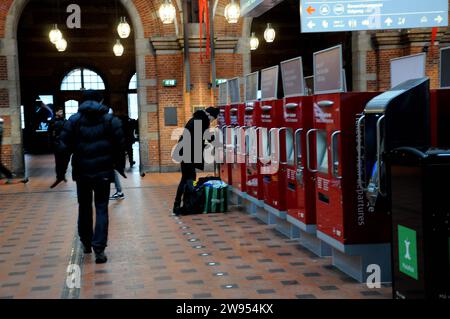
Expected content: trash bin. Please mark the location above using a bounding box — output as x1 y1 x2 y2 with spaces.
387 147 450 299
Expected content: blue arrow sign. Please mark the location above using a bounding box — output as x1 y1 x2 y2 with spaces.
301 0 448 33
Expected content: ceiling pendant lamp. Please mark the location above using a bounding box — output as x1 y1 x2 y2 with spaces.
55 37 67 52
264 23 275 43
159 0 176 24
224 0 240 24
49 24 63 44
250 32 259 51
117 17 131 38
113 39 124 56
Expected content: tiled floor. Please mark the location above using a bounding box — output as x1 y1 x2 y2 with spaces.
0 154 392 299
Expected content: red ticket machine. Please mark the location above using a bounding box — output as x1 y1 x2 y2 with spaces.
242 72 263 206
431 89 450 148
255 66 287 221
307 93 379 247
259 99 287 215
227 77 246 198
283 96 316 230
243 102 262 199
230 104 246 193
217 82 232 185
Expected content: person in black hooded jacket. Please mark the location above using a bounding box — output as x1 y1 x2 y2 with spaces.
56 90 125 264
173 107 219 214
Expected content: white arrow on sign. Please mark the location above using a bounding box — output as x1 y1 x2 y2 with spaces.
435 15 443 24
385 17 393 26
307 20 316 29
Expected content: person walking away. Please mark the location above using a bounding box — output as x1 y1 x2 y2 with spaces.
56 90 126 264
119 114 136 168
48 109 67 181
110 170 125 200
0 117 13 183
172 107 219 214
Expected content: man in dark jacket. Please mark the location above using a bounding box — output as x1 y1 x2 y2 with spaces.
56 90 126 264
173 107 220 214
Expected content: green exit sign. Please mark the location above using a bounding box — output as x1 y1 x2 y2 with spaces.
216 79 227 86
163 79 177 87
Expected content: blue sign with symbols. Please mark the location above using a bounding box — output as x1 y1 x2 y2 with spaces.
301 0 448 33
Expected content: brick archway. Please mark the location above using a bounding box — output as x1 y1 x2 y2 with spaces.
0 0 183 175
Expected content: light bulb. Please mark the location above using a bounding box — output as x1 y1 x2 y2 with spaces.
113 39 124 56
117 17 131 39
224 0 240 24
250 32 259 51
159 0 176 24
264 23 275 43
49 24 63 44
55 37 67 52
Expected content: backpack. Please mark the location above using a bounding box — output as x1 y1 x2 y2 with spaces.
178 179 206 215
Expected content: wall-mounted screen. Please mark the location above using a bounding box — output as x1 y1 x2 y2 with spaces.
313 45 343 94
390 53 426 88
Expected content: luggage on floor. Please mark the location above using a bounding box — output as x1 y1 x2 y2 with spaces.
179 179 205 215
203 180 228 214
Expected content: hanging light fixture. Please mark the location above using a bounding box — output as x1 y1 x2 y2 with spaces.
49 24 63 44
159 0 176 24
117 17 131 38
224 0 240 24
250 32 259 50
55 37 67 52
264 23 276 43
113 39 124 56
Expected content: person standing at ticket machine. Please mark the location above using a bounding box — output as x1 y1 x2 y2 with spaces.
173 107 220 215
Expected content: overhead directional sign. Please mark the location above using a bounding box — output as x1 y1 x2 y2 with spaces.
301 0 448 33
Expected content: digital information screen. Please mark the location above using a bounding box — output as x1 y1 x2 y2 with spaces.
228 78 241 104
313 45 343 94
390 53 426 88
245 72 259 102
440 47 450 88
261 66 279 101
301 0 448 33
281 57 305 97
218 82 228 106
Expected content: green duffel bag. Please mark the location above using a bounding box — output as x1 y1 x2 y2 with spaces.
203 180 228 213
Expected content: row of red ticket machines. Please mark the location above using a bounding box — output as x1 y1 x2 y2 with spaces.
215 72 450 283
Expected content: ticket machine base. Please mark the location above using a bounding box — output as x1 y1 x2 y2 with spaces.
242 193 263 216
318 231 392 283
287 216 331 257
262 204 298 239
228 186 244 206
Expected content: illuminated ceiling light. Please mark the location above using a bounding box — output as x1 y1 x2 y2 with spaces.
117 16 131 38
159 0 176 24
250 32 259 51
55 37 67 52
264 23 276 43
49 24 63 44
113 39 124 56
224 0 240 24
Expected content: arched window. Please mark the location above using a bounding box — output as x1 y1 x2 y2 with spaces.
61 68 105 91
128 73 138 119
128 73 137 90
65 100 79 120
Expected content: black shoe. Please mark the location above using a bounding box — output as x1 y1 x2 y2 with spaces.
130 161 136 167
81 243 92 254
95 251 108 264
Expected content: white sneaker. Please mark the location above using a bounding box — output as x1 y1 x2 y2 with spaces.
110 192 125 200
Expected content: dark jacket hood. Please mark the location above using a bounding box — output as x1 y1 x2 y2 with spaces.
78 100 108 115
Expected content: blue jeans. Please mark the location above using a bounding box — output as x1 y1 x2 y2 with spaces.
76 177 111 252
